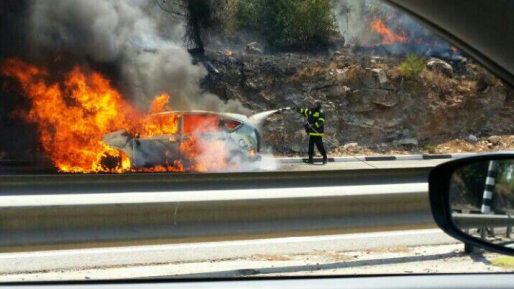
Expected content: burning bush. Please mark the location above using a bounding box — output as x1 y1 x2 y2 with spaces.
234 0 337 51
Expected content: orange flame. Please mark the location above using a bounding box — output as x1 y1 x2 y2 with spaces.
225 49 233 56
142 93 179 137
149 93 171 114
370 15 408 45
1 58 233 173
1 58 140 173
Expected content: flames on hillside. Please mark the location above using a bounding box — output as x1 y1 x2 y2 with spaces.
369 14 459 54
0 58 231 173
370 15 408 45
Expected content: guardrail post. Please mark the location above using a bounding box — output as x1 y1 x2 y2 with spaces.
462 209 478 254
464 243 479 254
480 227 487 239
507 214 512 238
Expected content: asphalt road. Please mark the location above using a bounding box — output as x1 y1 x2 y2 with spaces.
5 227 514 282
3 229 509 281
0 229 457 276
275 159 448 171
0 157 450 174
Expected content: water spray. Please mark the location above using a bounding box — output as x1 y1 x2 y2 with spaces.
249 107 292 128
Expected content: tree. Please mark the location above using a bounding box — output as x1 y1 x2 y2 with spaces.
235 0 338 51
156 0 217 54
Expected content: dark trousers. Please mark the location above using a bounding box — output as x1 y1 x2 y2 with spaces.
308 135 327 159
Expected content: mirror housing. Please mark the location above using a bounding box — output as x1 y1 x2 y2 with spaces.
429 153 514 256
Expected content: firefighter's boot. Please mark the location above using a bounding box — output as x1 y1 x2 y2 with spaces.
304 157 314 164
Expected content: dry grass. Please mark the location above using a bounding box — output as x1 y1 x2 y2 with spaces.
315 251 355 262
251 254 293 261
421 70 453 93
366 246 413 254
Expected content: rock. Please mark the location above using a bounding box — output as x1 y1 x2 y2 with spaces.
362 68 390 89
398 138 419 146
246 42 263 54
343 142 360 153
488 135 501 145
349 89 399 112
291 144 302 152
427 58 453 77
245 80 258 90
328 85 351 98
508 135 514 144
329 138 340 148
383 117 403 128
371 68 389 87
343 114 375 128
368 92 398 107
335 68 348 75
466 134 478 144
371 56 384 63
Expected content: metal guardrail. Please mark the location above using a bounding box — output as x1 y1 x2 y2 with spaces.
0 168 433 253
453 212 514 250
0 167 431 195
453 212 514 230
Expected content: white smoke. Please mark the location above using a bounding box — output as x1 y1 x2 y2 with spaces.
333 0 378 46
27 0 250 114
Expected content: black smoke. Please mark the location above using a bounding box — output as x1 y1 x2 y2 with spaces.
0 0 250 161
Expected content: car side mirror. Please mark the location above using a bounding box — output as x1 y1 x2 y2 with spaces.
429 153 514 255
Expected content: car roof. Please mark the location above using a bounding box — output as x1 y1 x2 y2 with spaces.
152 110 250 122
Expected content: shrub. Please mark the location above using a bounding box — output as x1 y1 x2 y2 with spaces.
400 54 425 79
423 144 436 154
234 0 338 51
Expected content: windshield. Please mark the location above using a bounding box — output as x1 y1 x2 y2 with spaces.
0 0 513 282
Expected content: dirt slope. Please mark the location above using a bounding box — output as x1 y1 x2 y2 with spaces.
206 48 514 156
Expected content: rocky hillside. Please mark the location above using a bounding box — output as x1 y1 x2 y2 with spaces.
205 48 514 156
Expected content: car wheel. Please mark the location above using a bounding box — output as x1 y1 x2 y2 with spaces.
100 152 123 171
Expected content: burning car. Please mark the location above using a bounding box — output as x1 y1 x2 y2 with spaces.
102 111 261 170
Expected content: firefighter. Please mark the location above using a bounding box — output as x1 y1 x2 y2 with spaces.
295 100 328 164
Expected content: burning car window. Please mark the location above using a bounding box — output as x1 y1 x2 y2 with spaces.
182 113 221 134
223 119 243 131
